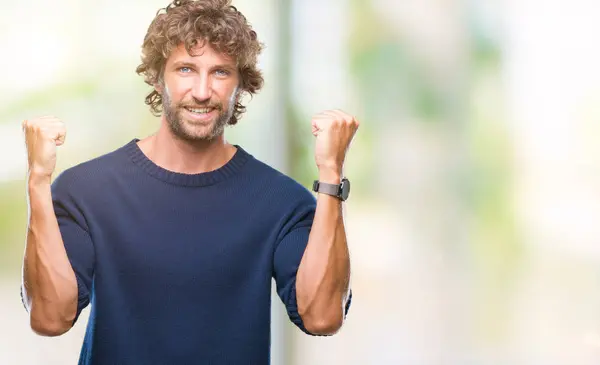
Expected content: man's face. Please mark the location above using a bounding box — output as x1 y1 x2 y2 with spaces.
158 42 240 142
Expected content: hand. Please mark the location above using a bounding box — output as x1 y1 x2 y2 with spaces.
311 109 359 180
22 116 67 181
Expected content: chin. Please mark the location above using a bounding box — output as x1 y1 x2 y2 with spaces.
182 131 215 142
184 126 222 142
168 113 226 142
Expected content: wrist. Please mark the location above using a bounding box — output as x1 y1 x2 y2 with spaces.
317 165 343 184
318 171 341 184
28 171 52 188
312 176 351 201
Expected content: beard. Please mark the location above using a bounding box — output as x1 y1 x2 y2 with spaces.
162 87 238 142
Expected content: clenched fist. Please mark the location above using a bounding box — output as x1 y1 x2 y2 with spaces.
22 116 66 180
311 109 359 179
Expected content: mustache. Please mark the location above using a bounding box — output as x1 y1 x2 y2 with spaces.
179 102 222 110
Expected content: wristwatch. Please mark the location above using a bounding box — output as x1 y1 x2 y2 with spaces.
312 178 351 201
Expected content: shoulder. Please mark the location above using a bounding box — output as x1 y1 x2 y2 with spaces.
51 140 132 197
242 156 316 238
243 151 316 207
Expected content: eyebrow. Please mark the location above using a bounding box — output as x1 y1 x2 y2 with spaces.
172 61 197 69
172 61 236 71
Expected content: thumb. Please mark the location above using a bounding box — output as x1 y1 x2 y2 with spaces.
311 116 332 136
50 128 67 146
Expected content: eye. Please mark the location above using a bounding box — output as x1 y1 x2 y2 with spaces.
215 69 230 77
178 67 192 73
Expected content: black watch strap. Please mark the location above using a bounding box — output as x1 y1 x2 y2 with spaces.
312 178 350 201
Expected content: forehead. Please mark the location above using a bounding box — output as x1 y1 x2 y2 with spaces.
166 41 236 67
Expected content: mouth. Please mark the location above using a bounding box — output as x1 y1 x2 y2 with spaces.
183 106 217 115
182 106 219 122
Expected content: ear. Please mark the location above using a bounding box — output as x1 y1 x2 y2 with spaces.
154 81 163 95
234 87 243 102
154 72 166 95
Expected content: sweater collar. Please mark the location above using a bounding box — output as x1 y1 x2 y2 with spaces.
124 138 250 187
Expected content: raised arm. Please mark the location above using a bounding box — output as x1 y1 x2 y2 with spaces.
21 116 78 336
295 109 358 335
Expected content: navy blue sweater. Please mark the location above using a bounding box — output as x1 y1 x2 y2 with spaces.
43 139 351 364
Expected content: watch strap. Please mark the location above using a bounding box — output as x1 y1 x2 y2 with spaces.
312 180 340 198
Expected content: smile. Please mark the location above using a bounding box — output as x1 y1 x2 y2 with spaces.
182 106 217 122
184 107 214 114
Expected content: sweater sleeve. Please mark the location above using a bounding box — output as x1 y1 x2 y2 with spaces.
51 172 96 325
272 195 352 336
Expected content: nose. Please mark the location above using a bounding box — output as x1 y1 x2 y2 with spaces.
191 73 212 103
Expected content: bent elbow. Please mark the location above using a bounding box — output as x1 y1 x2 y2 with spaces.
303 314 344 336
29 308 74 337
30 317 72 337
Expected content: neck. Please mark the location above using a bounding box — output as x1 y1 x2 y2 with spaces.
137 121 236 175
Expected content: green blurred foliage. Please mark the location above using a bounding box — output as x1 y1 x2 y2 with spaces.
0 181 27 273
465 10 523 344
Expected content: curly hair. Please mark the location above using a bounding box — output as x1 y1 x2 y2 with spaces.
135 0 264 125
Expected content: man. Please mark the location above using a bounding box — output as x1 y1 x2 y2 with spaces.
20 0 357 363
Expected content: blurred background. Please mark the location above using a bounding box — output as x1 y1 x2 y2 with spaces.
1 0 600 364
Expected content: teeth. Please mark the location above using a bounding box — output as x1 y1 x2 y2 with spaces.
186 107 212 114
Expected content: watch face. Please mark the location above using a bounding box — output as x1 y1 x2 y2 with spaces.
340 178 350 200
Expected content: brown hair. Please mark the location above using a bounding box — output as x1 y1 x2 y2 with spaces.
135 0 264 125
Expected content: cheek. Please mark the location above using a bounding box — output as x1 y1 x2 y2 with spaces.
216 82 239 103
228 87 240 105
164 76 193 100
